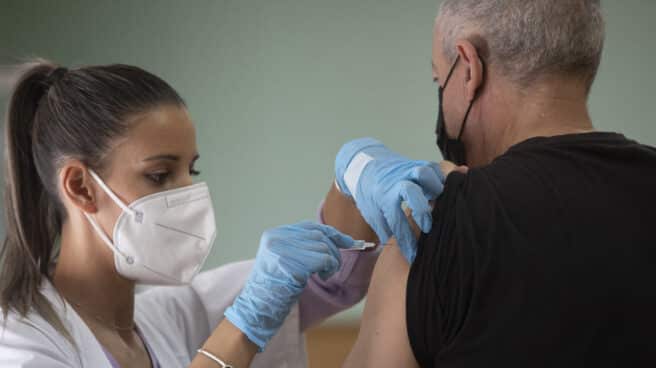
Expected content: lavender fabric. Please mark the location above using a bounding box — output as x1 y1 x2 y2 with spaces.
298 201 380 330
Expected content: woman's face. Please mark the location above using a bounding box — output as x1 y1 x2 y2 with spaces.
92 104 200 241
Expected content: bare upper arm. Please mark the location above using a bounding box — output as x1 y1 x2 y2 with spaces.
322 182 378 242
342 240 419 368
326 164 462 367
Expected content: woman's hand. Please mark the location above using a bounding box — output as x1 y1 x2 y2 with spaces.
224 222 357 351
334 138 445 263
403 161 468 240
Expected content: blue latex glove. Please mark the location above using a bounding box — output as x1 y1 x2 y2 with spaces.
224 221 357 350
335 138 445 263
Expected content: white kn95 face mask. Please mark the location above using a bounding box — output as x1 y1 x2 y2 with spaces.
83 170 217 285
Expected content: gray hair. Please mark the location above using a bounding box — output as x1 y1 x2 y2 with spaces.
436 0 605 89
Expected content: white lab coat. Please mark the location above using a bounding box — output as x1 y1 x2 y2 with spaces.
0 260 307 367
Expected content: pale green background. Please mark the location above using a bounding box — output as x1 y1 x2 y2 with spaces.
1 0 655 324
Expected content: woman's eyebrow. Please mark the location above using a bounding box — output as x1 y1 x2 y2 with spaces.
143 153 200 162
143 154 179 162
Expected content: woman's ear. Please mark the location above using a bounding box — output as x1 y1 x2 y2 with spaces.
59 161 98 214
456 40 484 102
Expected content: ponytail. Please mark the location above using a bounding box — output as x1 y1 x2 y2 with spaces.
1 61 71 342
1 59 184 344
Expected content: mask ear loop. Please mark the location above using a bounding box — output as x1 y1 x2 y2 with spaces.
457 100 475 140
88 170 143 222
439 55 461 140
456 56 486 140
443 55 460 88
84 170 138 264
83 212 131 261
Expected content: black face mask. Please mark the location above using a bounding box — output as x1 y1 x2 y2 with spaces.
435 56 478 166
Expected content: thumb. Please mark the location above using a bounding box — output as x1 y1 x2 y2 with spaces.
399 181 433 233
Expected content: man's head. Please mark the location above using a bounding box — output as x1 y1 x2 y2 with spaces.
432 0 605 167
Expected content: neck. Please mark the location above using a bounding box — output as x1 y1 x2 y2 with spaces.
53 216 136 333
479 78 595 164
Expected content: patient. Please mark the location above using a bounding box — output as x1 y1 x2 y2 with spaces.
328 1 656 367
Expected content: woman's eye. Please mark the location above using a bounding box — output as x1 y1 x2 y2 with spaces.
146 172 169 184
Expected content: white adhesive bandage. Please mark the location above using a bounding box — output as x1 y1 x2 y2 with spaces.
343 152 374 200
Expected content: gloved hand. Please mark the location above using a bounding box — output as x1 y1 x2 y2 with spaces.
335 138 445 263
224 221 357 351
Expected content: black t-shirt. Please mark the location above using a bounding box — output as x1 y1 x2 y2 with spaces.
406 132 656 367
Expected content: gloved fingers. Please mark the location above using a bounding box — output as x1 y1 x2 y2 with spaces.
290 220 329 231
397 239 417 264
398 181 433 233
390 213 417 262
384 186 417 259
294 238 342 279
258 223 341 265
308 223 358 250
288 221 332 239
365 206 392 245
381 201 417 258
316 252 341 280
288 222 358 251
352 190 391 245
409 162 445 199
289 228 343 266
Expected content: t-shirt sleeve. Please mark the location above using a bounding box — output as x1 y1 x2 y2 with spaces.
405 166 515 367
405 156 561 367
405 171 476 367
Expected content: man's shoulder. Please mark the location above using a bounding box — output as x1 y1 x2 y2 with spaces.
434 152 561 243
443 152 549 209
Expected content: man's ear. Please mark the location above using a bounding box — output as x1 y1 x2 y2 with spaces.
59 161 98 215
455 39 485 102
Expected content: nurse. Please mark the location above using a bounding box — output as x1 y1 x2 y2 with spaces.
0 62 443 367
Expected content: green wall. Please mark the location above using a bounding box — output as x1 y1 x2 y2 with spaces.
2 0 655 324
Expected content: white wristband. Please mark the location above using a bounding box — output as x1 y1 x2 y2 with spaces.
197 349 234 368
